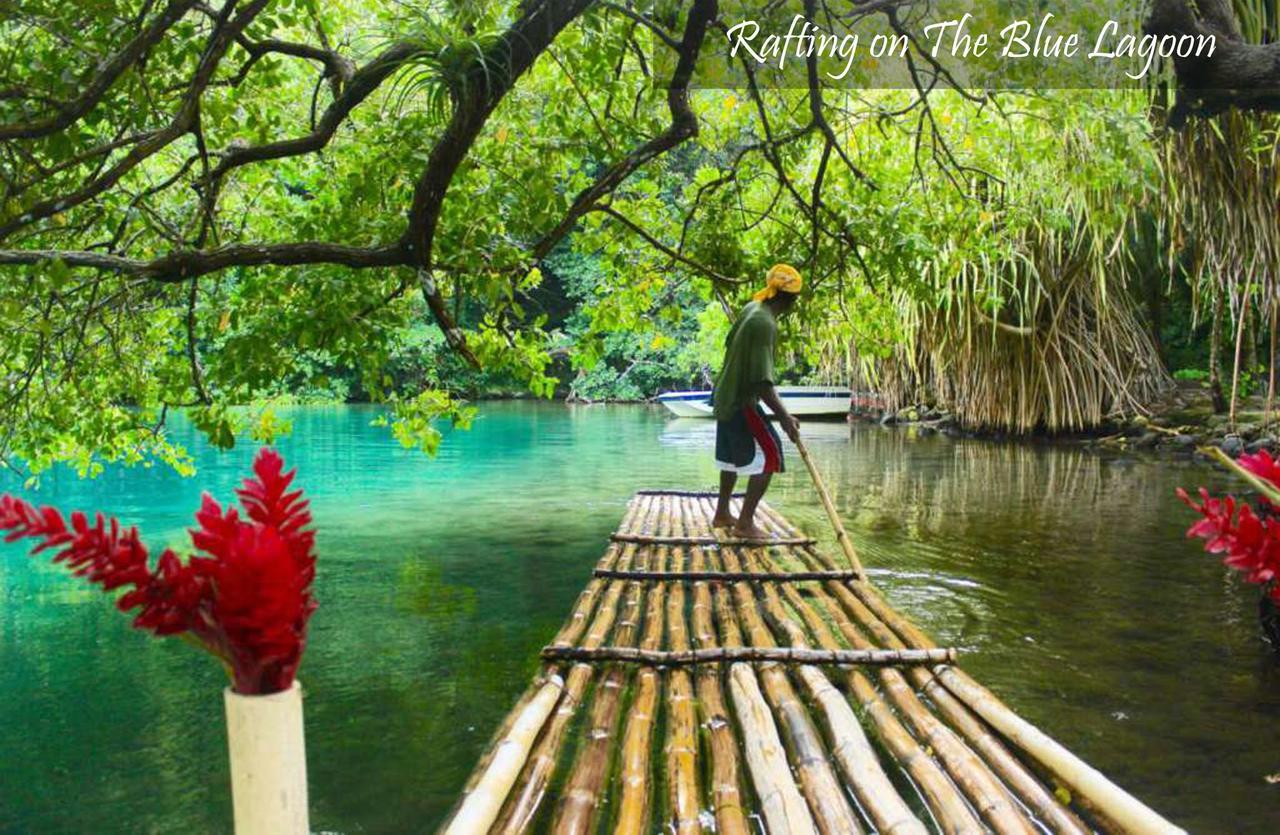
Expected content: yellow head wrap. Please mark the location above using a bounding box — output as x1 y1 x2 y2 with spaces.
752 263 804 302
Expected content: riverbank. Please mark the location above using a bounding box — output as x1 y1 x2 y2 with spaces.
859 381 1279 459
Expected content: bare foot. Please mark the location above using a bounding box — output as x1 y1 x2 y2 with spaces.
731 522 770 540
712 513 737 529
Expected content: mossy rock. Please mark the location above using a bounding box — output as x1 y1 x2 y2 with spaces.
1220 435 1246 456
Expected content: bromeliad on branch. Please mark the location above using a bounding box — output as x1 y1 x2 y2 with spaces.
0 448 316 694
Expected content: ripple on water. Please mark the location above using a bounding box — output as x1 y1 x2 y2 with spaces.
1 403 1278 832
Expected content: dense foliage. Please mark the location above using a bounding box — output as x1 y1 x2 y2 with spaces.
0 1 1276 475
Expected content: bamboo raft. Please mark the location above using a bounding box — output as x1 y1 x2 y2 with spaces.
440 491 1185 834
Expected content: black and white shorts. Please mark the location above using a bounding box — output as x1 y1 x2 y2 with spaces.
715 403 785 476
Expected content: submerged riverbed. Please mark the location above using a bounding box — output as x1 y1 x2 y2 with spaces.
1 402 1277 832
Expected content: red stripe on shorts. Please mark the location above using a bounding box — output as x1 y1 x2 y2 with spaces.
743 406 781 473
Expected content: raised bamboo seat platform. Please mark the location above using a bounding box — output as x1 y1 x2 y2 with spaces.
441 490 1184 835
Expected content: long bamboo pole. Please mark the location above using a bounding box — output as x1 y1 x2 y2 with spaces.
491 499 657 833
442 497 651 835
663 501 703 835
743 504 983 835
784 505 1183 835
715 541 927 835
551 502 660 835
843 577 1186 834
793 436 863 574
703 502 818 835
934 670 1189 835
636 489 744 497
549 582 642 834
443 675 566 835
797 577 1032 833
696 500 864 835
729 665 820 831
757 503 1090 835
757 502 1090 835
681 499 752 835
612 495 670 835
720 622 818 835
743 521 1036 835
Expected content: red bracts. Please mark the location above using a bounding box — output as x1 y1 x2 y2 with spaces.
0 449 316 694
1179 449 1280 605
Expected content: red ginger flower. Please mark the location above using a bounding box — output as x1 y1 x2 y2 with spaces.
0 449 316 694
1179 447 1280 605
1239 448 1280 481
1237 449 1280 507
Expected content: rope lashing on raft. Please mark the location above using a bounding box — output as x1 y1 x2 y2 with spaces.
540 645 957 666
635 489 746 497
592 568 861 582
609 533 817 547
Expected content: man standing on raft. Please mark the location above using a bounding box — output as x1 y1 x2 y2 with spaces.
712 264 803 539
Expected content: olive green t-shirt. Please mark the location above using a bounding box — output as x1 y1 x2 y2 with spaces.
711 301 777 420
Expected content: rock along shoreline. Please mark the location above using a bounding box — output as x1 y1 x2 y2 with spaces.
852 392 1278 461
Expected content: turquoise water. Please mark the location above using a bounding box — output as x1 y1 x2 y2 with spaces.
0 402 1276 832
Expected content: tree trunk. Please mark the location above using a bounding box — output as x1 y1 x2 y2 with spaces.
1246 300 1260 401
1147 0 1280 122
1267 303 1277 426
1209 286 1227 413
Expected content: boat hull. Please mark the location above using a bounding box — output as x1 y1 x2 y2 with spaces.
658 387 850 418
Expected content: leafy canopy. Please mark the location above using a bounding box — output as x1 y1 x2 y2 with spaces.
0 0 1235 473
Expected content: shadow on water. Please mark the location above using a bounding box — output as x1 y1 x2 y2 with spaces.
1 402 1277 832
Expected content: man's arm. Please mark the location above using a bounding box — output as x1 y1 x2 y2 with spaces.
758 381 801 443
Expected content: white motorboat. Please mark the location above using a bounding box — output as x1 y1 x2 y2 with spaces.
657 386 852 418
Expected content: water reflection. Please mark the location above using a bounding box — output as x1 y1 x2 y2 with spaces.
0 404 1276 832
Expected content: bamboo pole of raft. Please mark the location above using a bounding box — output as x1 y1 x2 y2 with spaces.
740 503 985 835
549 502 660 835
442 676 566 835
738 529 1036 835
716 589 818 835
753 505 1089 834
549 581 643 834
612 496 669 835
489 498 659 834
784 512 1152 834
768 538 1087 832
843 577 1185 835
441 496 651 835
931 672 1187 835
766 506 1179 835
714 542 927 835
679 500 751 835
453 498 641 807
758 556 1034 835
792 436 863 574
663 503 702 835
698 500 819 835
693 498 863 835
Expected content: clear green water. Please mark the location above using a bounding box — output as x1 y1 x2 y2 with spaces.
1 402 1277 833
